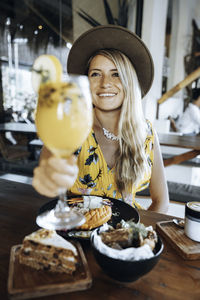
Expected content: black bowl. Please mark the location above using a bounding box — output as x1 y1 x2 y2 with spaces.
90 228 164 282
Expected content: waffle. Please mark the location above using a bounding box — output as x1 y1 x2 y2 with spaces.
79 204 112 230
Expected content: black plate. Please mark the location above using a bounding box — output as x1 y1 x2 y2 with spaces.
38 195 140 240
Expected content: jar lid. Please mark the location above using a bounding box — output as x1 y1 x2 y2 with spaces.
186 202 200 219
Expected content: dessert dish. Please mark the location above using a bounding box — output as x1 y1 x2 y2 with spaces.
100 220 157 251
92 219 158 261
79 205 112 230
90 220 163 282
19 229 78 274
69 196 112 230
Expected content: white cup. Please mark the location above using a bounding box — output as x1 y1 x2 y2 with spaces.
184 202 200 242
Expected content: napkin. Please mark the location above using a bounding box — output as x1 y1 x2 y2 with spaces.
92 224 154 261
83 196 103 209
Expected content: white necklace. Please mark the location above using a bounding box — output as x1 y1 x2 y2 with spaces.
102 127 119 141
95 112 119 141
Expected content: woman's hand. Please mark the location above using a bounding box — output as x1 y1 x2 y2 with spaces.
32 147 79 197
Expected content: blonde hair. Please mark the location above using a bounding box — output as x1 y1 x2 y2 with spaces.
89 49 149 193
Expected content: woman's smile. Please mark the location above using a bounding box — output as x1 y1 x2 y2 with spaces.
97 93 116 97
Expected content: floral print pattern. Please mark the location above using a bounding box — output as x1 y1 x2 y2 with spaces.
69 120 154 209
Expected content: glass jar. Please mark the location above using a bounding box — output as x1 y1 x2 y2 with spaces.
185 202 200 242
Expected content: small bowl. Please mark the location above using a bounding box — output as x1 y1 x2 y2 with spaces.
90 228 164 282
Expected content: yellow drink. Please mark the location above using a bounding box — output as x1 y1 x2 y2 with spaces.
35 81 92 157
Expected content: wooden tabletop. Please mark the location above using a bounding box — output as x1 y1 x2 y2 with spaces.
0 122 36 133
0 179 200 300
158 133 200 150
158 133 200 166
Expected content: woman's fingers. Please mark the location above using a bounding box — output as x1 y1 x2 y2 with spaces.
51 172 78 188
32 155 79 198
47 156 79 186
33 166 58 197
48 156 78 176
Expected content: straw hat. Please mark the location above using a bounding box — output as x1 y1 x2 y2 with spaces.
67 25 154 97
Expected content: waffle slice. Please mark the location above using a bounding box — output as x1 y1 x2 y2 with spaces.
78 205 112 230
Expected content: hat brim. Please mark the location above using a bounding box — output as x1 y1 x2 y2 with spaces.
67 25 154 97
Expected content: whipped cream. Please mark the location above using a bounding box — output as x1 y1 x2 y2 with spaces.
24 229 77 255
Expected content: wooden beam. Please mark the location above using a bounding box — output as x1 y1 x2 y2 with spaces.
163 150 200 167
158 66 200 104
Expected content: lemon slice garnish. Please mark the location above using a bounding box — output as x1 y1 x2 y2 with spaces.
32 55 62 93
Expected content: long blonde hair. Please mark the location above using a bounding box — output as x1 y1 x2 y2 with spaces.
88 49 149 193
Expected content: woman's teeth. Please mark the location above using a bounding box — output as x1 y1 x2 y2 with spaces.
99 93 116 97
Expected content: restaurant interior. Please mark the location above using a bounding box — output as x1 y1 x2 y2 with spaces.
0 1 200 299
0 0 200 215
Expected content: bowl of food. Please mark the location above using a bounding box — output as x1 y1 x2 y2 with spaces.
90 220 164 282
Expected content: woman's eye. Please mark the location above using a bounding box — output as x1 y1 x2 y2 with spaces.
112 72 119 77
90 72 100 77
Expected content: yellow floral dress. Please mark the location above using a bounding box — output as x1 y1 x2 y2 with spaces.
69 120 154 209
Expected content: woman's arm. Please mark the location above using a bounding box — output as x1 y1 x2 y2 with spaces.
148 131 169 213
32 146 79 197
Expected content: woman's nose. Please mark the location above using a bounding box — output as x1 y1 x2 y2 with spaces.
100 75 111 87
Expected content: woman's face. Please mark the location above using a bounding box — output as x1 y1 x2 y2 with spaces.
88 54 124 111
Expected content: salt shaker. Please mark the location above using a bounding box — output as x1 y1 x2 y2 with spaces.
184 202 200 242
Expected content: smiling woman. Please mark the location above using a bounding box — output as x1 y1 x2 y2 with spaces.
33 25 169 214
88 54 124 112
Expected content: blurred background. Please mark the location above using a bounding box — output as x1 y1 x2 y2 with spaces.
0 0 199 217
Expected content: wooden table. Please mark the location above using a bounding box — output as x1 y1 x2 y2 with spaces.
158 133 200 166
0 179 200 300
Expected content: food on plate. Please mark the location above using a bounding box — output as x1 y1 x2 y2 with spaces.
80 205 112 230
69 196 112 230
100 220 158 251
92 220 158 261
19 229 78 274
67 230 93 239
